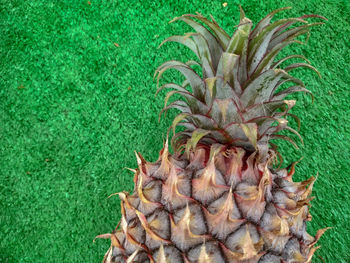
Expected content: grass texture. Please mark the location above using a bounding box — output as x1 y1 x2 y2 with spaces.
1 0 349 262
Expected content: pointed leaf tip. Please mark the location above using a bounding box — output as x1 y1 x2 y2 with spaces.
239 5 245 20
240 123 258 149
172 113 190 135
185 129 211 156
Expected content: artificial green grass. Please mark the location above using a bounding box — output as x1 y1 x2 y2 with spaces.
0 0 349 262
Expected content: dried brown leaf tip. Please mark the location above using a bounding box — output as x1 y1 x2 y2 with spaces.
114 42 119 47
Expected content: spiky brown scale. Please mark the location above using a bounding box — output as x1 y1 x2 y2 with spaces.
102 142 326 262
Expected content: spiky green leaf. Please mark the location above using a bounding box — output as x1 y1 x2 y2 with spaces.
250 7 292 39
154 60 205 100
240 123 258 149
159 34 198 56
272 54 310 69
284 63 321 78
248 18 307 75
185 128 211 156
270 134 299 149
241 69 287 107
273 85 313 101
269 22 324 50
185 13 230 49
171 113 190 134
170 15 223 68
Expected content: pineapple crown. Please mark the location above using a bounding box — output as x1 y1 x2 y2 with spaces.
155 6 326 158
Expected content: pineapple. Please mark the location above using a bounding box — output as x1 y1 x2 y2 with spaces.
98 6 329 263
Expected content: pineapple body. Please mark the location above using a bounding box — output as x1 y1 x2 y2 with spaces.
100 6 328 263
103 143 323 263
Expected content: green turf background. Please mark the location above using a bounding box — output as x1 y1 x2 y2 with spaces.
1 0 349 262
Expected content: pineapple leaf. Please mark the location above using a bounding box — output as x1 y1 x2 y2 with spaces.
270 134 299 149
176 120 197 131
191 33 215 78
221 82 243 109
269 72 307 100
241 69 285 107
154 60 205 100
220 53 240 83
163 90 207 114
283 62 321 78
215 52 240 95
204 77 217 104
258 118 278 136
226 12 251 85
209 143 225 160
185 13 230 49
156 82 189 95
161 32 215 78
274 14 327 37
163 90 179 108
156 9 326 151
159 34 198 56
240 123 258 149
273 85 313 101
188 114 216 130
248 18 307 75
223 122 257 149
272 54 310 68
170 15 223 68
269 22 324 50
171 131 190 150
171 113 190 135
185 128 211 156
268 142 284 167
250 7 292 39
244 115 277 125
182 79 190 88
243 100 288 121
210 98 241 126
157 83 209 114
159 100 191 121
251 40 302 78
286 113 301 131
239 5 246 21
284 125 304 145
226 18 252 54
185 60 201 67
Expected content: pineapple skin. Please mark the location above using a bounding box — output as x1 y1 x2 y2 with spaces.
102 141 327 263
